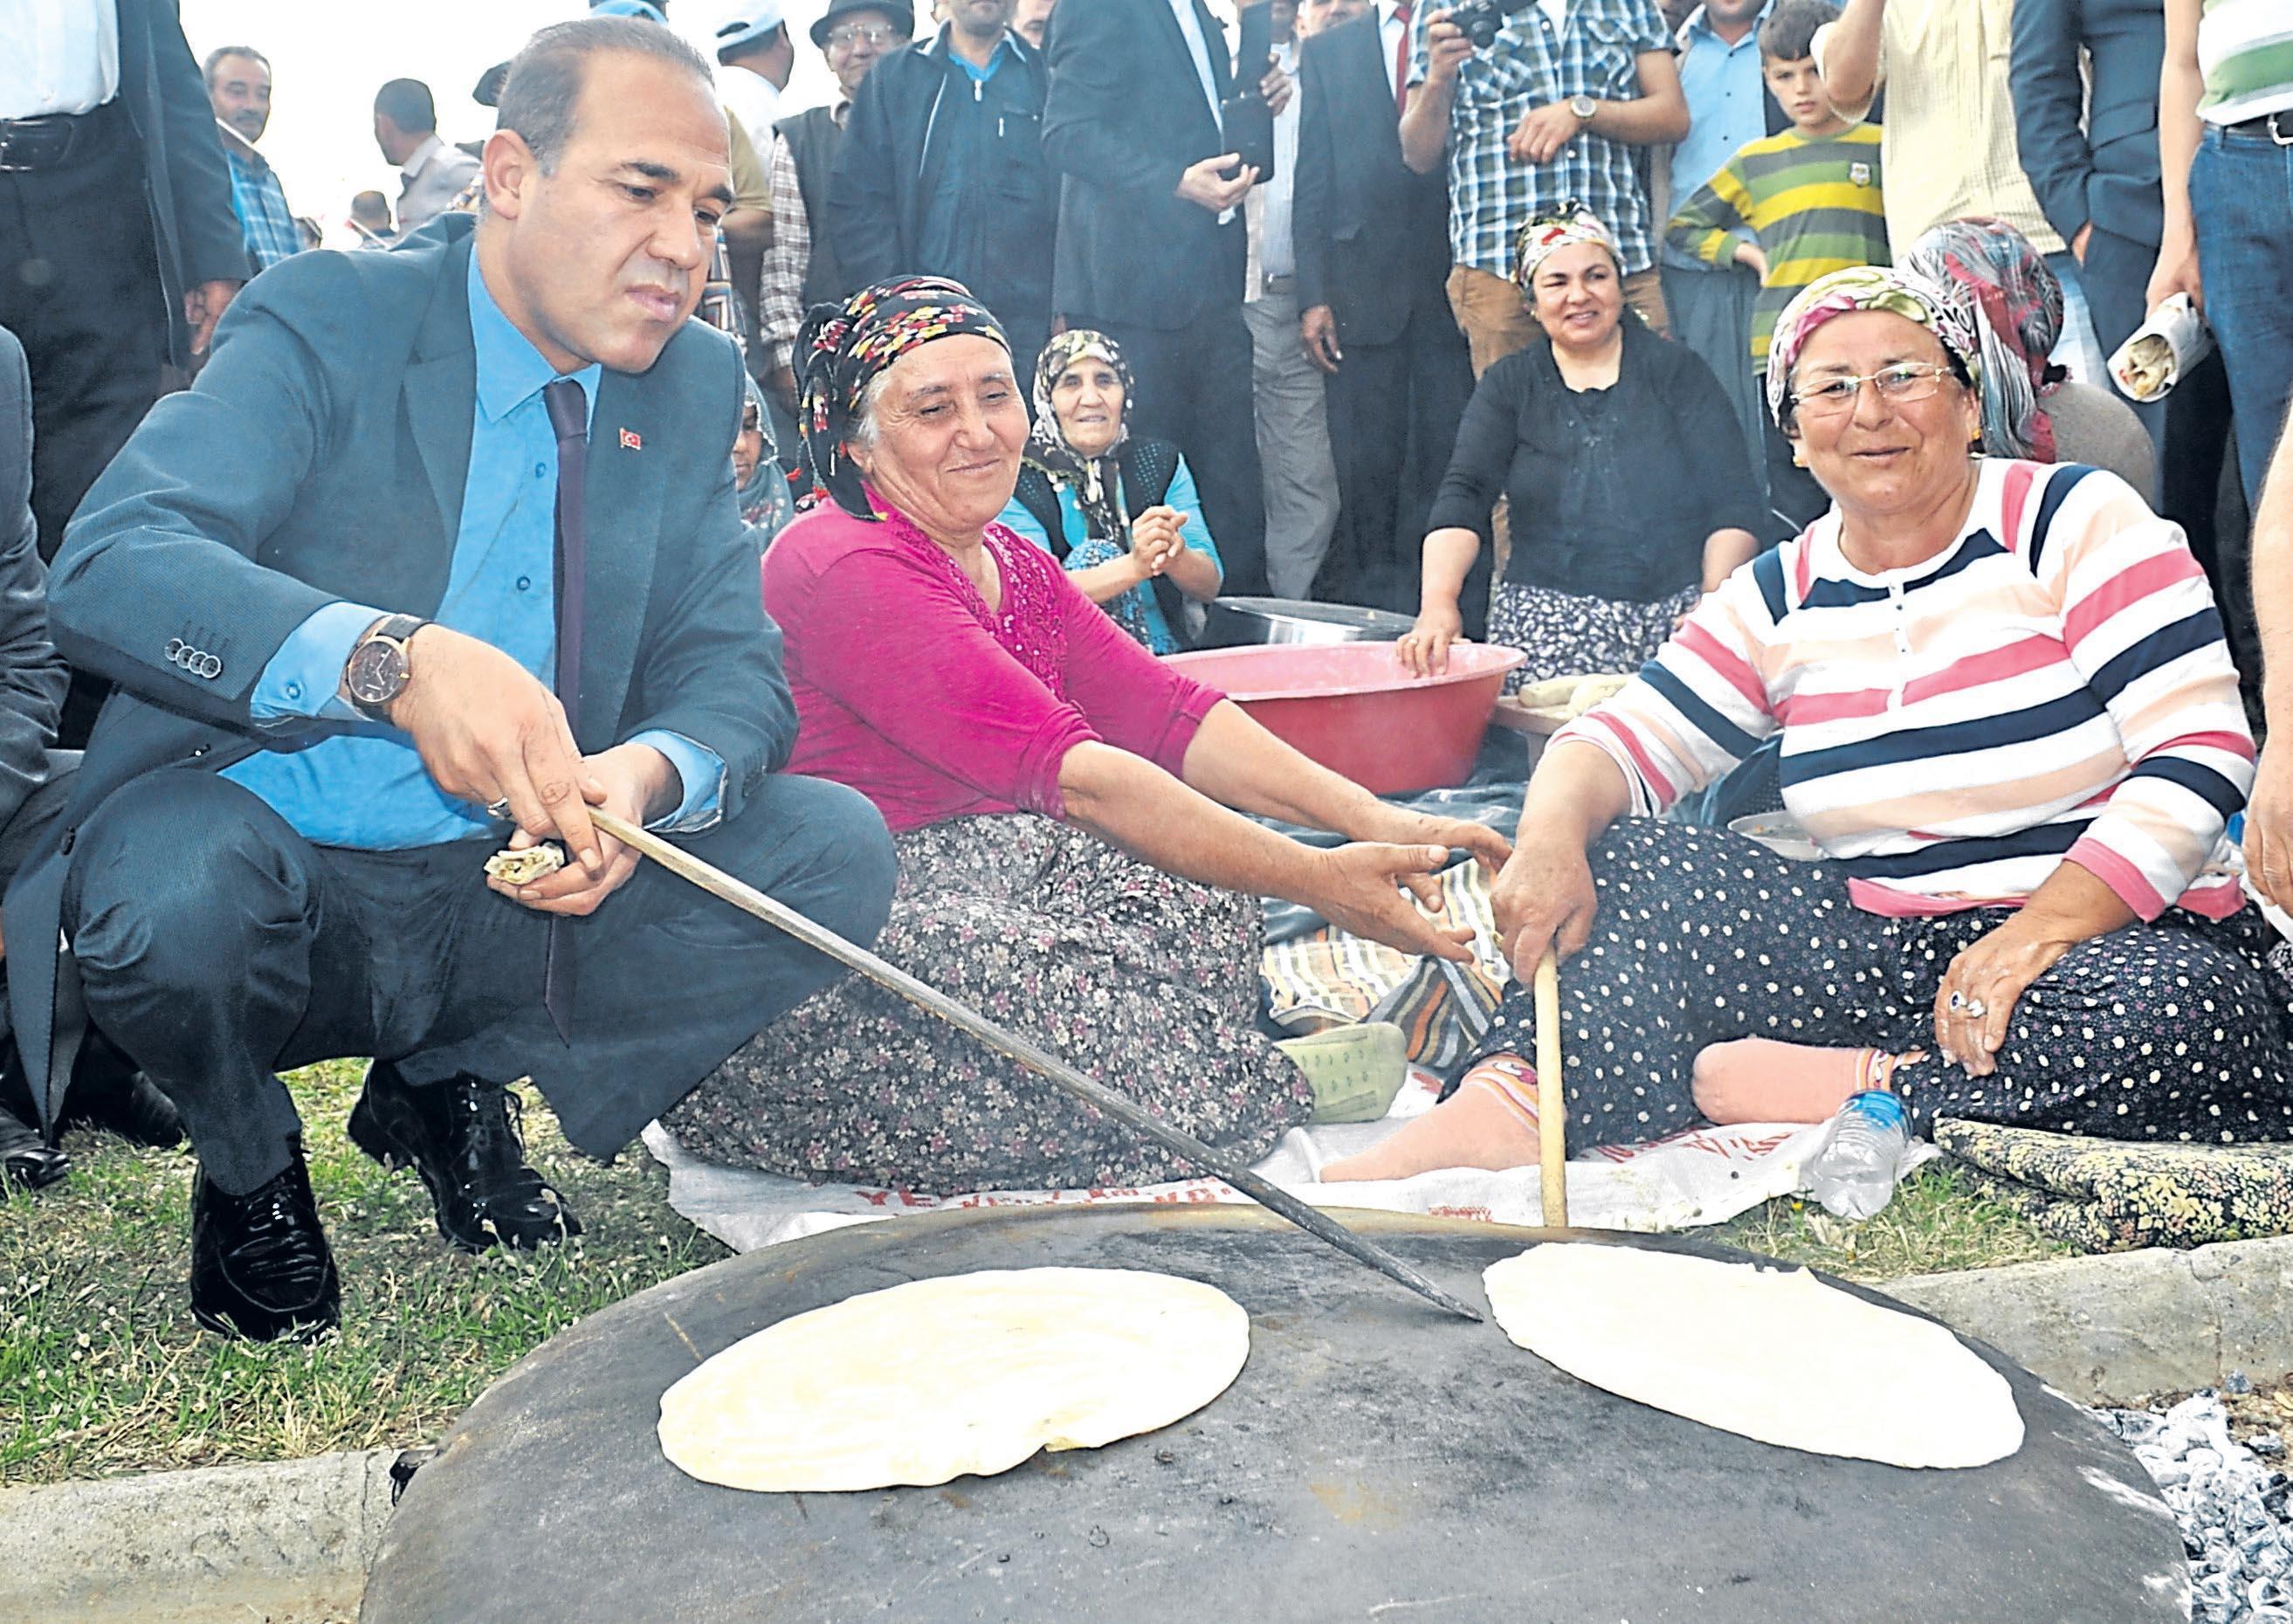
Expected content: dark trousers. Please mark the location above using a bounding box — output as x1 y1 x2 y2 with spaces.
0 115 172 747
1311 296 1477 627
1079 304 1269 596
62 769 897 1194
2080 224 2237 566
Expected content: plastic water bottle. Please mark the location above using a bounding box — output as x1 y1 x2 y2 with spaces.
1806 1090 1911 1220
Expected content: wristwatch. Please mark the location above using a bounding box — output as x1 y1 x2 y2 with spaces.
342 614 429 722
1569 93 1598 122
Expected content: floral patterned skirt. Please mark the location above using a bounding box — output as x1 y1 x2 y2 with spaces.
1487 579 1700 693
664 813 1315 1192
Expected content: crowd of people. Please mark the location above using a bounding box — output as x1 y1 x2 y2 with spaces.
0 0 2290 1345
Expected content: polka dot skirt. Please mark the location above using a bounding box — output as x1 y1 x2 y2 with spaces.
1478 820 2293 1146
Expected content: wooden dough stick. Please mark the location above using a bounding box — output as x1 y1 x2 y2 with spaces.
587 809 1483 1324
1534 953 1568 1228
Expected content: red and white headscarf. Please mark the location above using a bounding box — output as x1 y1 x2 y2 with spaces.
1511 206 1621 289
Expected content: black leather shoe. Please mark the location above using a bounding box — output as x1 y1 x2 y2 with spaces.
189 1147 340 1342
60 1069 185 1149
0 1104 68 1193
348 1063 581 1253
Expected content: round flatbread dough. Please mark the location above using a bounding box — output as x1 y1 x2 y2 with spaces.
1483 1243 2022 1469
658 1267 1250 1493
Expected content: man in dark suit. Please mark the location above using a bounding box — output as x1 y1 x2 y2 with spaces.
0 0 251 745
27 18 897 1341
0 326 76 1193
1043 0 1272 596
2010 0 2238 656
1293 1 1475 625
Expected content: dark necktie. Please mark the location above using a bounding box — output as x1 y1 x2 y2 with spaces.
1393 3 1414 120
541 378 589 1040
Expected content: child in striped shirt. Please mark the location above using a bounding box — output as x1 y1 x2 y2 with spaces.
1666 0 1890 533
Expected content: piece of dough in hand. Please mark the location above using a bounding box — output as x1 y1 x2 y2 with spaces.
484 844 566 886
658 1267 1251 1493
1484 1243 2022 1469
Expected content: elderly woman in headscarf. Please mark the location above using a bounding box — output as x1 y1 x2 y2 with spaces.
665 278 1511 1193
733 375 795 546
1397 207 1766 694
995 330 1222 654
1901 217 2153 495
1327 264 2289 1182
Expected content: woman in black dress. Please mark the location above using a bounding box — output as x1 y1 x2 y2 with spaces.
1398 208 1766 692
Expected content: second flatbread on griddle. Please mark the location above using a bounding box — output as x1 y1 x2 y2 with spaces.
1484 1242 2022 1469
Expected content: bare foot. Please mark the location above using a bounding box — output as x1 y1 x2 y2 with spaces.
1322 1054 1544 1181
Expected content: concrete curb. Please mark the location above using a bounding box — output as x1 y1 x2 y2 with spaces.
1888 1230 2293 1405
0 1446 397 1623
6 1233 2290 1620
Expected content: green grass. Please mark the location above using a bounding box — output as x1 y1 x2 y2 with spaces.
1708 1160 2073 1281
0 1065 2065 1486
0 1059 728 1486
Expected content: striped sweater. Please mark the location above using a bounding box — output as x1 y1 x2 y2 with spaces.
1664 123 1890 371
1552 458 2255 920
2200 0 2293 124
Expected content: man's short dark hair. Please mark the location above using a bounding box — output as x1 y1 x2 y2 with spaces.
496 17 716 175
374 78 438 133
1759 0 1839 62
203 45 270 87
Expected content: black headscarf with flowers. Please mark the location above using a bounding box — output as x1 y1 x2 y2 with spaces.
795 275 1009 520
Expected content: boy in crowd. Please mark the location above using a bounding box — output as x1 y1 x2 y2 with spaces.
1665 0 1886 533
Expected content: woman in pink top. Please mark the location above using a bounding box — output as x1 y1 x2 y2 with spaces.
664 279 1509 1194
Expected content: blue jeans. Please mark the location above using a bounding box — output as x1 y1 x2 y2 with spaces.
2190 123 2293 511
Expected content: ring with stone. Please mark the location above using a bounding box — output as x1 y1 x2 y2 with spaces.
1947 990 1967 1012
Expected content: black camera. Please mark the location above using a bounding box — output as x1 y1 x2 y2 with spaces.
1448 0 1523 50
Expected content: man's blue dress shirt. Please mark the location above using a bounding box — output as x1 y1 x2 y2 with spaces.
1663 3 1773 272
221 252 724 849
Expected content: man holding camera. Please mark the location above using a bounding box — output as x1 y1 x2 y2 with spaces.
1400 0 1688 375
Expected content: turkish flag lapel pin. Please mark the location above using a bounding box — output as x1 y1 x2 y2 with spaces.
619 427 643 451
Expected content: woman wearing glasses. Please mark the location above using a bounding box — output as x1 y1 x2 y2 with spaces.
1396 208 1766 693
1326 263 2289 1183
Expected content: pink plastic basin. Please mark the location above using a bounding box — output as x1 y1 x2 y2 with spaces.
1164 640 1526 795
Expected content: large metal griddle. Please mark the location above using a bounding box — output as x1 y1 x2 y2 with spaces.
361 1205 2192 1624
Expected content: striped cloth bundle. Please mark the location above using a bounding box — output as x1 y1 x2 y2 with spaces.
1262 857 1510 1071
1553 458 2255 920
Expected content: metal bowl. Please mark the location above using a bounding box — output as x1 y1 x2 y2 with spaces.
1199 596 1419 648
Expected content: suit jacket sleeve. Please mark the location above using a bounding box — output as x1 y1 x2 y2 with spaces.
1291 38 1338 313
0 330 65 832
148 0 255 289
2009 0 2095 244
827 65 906 294
627 341 797 816
47 262 348 724
1043 0 1191 202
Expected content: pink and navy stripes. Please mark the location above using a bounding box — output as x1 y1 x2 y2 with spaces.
1553 458 2255 919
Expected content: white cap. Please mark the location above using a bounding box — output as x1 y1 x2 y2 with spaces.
714 1 789 52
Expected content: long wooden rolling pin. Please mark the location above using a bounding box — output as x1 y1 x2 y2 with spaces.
1532 954 1569 1228
585 809 1485 1324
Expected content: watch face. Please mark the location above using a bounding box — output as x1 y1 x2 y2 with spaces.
347 639 408 709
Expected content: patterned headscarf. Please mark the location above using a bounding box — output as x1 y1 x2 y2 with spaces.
795 275 1009 519
1025 330 1134 540
1512 204 1621 289
1766 265 1984 430
1901 217 2065 462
